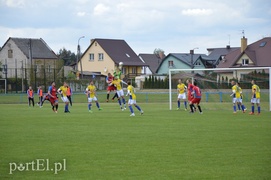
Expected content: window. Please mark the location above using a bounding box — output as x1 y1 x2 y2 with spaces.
195 61 201 66
98 53 104 61
48 65 51 73
89 53 94 61
132 67 136 74
242 59 249 66
259 42 266 47
122 67 127 75
168 61 174 68
8 50 13 58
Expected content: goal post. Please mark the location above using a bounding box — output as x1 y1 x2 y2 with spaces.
169 67 271 111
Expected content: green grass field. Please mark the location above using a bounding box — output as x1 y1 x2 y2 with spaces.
0 95 271 179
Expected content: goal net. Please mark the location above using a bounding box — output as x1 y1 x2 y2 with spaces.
169 67 271 111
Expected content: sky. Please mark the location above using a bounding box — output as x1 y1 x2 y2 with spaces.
0 0 271 55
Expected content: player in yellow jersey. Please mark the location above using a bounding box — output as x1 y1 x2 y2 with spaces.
249 80 260 115
57 82 70 113
236 82 247 112
177 79 187 110
110 76 127 111
126 81 144 116
85 80 102 113
230 80 239 113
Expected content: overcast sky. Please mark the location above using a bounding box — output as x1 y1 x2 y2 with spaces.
1 0 271 55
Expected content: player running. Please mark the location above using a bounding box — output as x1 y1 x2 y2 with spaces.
126 81 144 116
186 79 196 112
110 76 127 111
58 82 70 113
249 80 261 115
85 80 102 113
189 81 203 114
177 79 187 111
48 81 59 113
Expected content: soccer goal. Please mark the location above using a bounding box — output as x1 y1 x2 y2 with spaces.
0 79 7 94
168 67 271 111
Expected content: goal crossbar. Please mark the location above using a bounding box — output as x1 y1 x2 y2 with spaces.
169 67 271 111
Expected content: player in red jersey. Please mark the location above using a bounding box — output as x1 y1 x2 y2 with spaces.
189 81 203 114
48 81 59 113
186 79 196 112
106 73 117 102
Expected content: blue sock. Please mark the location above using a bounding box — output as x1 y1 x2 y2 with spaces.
252 105 254 113
122 98 126 105
177 101 180 108
258 106 260 113
233 105 236 112
118 99 122 106
96 102 100 109
135 105 141 111
241 105 245 111
184 101 187 109
129 106 134 113
88 104 91 110
238 104 241 110
243 105 246 109
65 104 68 111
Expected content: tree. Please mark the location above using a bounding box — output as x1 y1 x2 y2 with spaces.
153 48 165 59
57 48 76 66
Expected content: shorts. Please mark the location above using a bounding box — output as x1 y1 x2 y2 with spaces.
178 93 186 100
187 93 193 101
128 99 136 105
107 85 116 91
251 98 260 104
61 96 69 103
49 97 58 104
117 89 124 97
88 96 98 103
191 98 201 104
233 98 241 103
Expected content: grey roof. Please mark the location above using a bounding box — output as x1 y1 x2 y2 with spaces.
9 37 58 59
170 53 206 66
207 46 239 64
82 38 146 66
138 54 162 73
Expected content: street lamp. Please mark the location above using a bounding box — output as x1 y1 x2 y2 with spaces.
190 47 199 73
77 36 85 79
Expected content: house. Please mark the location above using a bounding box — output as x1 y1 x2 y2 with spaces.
0 37 59 86
205 46 239 67
216 36 271 80
77 38 146 80
138 53 164 75
156 53 207 75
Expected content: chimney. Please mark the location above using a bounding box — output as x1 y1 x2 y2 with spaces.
158 52 165 59
226 45 230 49
241 36 247 53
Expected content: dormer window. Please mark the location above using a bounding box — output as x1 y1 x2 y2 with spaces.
242 59 249 66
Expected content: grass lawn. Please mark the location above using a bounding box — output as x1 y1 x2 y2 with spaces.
0 102 270 179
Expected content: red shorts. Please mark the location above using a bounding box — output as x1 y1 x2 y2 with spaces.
191 98 201 105
188 93 193 101
49 97 58 104
107 85 116 91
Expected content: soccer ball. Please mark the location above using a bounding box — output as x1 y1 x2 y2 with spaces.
119 62 123 70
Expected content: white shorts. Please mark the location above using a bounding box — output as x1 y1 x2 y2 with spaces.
117 89 124 97
239 98 243 103
88 96 97 103
128 99 136 105
251 98 260 104
61 96 69 103
232 98 241 103
178 93 186 100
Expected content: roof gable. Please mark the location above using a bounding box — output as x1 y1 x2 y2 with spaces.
8 37 58 59
138 54 162 73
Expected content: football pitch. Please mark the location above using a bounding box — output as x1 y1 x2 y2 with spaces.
0 101 270 179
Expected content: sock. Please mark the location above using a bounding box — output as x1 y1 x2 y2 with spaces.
113 93 118 99
118 99 122 106
122 98 126 106
65 104 69 111
88 103 91 110
107 94 109 100
252 105 254 113
190 104 194 112
184 101 187 109
129 106 134 113
241 105 245 111
96 102 100 109
56 104 58 111
52 106 55 111
177 101 180 108
135 105 141 111
258 106 260 113
192 104 196 110
238 104 241 110
233 105 236 112
243 105 246 109
197 105 202 113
